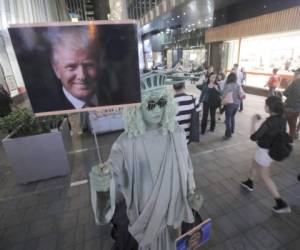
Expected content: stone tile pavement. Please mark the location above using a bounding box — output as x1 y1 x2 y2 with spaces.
0 94 299 250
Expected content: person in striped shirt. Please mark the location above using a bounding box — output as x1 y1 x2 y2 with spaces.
173 82 201 143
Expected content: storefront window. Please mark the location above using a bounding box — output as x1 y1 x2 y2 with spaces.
153 52 162 66
182 49 206 70
224 40 239 71
237 31 300 89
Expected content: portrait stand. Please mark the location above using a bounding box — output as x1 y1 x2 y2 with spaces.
88 112 103 165
89 111 105 250
92 125 103 165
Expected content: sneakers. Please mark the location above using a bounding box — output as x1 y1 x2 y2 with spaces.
241 181 292 213
273 199 291 214
222 135 231 140
241 179 254 191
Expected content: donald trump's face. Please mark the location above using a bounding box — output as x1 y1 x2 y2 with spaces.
52 46 98 101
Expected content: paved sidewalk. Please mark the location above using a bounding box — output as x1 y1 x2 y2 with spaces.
0 94 299 250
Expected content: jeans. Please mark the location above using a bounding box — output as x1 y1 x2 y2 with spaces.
224 103 239 138
268 87 276 97
285 111 300 138
201 103 217 134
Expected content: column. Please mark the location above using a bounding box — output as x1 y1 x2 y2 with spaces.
109 0 128 20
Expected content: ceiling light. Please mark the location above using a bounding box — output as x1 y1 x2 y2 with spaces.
188 24 191 27
171 18 174 20
192 23 195 26
177 15 180 18
183 12 186 15
198 21 201 24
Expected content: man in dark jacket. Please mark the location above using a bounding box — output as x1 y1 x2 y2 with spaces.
283 68 300 139
0 85 12 117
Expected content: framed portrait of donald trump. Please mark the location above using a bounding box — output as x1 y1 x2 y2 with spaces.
8 20 141 116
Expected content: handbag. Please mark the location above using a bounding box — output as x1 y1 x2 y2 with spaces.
189 97 200 142
239 86 246 100
222 91 233 105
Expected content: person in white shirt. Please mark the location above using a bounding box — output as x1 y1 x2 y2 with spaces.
233 64 245 112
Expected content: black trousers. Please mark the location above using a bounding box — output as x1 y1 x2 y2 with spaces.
239 100 243 111
201 103 217 134
111 201 202 249
111 201 138 250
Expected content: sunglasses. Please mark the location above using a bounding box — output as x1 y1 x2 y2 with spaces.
147 98 167 111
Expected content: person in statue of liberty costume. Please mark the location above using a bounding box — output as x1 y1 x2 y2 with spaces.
89 72 202 250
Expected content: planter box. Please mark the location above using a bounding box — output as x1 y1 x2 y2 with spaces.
88 112 124 134
2 119 71 183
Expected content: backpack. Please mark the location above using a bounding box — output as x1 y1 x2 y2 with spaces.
268 131 293 161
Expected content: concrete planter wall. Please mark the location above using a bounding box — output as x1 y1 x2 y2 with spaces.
88 112 124 134
2 119 71 183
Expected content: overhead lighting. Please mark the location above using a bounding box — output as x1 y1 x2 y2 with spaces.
177 15 180 18
188 24 191 27
183 12 186 15
192 28 196 31
198 21 201 24
191 23 195 26
171 18 174 20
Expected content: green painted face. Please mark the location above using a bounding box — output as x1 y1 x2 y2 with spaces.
141 88 168 128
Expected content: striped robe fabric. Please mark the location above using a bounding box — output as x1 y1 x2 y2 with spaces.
174 93 201 141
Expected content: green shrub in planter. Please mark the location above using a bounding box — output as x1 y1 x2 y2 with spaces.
0 108 64 137
1 109 70 183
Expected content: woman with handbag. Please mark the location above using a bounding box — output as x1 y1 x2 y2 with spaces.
197 72 221 135
222 73 245 140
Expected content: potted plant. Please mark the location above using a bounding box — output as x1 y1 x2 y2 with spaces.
0 108 71 183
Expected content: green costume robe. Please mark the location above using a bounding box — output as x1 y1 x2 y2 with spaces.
91 125 196 250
